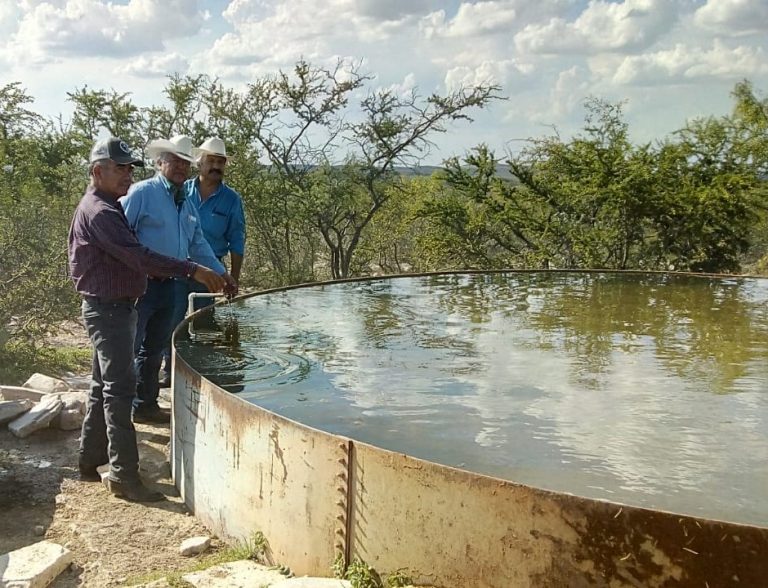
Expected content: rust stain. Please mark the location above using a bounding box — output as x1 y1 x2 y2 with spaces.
269 423 288 484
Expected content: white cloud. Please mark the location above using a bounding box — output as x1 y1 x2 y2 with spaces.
445 59 528 90
694 0 768 36
613 40 768 85
1 0 767 166
420 2 519 39
550 66 591 119
123 53 190 79
355 0 438 22
515 0 679 55
5 0 208 65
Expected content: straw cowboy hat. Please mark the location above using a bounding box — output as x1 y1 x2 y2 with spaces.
192 137 228 161
146 135 195 162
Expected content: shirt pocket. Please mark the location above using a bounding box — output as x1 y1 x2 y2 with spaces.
181 212 199 241
207 208 229 235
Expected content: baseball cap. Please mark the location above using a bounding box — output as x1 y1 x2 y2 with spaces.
89 138 145 166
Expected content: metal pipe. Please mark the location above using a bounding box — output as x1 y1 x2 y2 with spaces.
187 292 226 338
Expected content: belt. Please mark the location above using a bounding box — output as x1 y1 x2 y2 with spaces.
85 295 138 306
148 276 176 282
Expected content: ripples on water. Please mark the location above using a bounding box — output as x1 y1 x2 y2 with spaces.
176 272 768 526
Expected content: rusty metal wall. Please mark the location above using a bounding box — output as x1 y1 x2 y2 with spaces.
172 358 347 574
348 440 768 587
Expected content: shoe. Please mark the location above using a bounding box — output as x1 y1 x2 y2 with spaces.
132 407 171 424
78 465 103 482
107 478 165 502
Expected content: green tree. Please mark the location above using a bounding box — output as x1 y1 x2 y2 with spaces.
0 84 81 372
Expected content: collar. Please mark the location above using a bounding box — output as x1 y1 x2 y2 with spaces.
194 177 224 197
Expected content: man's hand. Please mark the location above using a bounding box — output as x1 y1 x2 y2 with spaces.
192 265 226 292
223 272 239 299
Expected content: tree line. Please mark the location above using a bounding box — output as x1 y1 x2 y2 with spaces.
0 60 766 375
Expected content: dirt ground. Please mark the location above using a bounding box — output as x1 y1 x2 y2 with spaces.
1 325 223 587
0 414 227 586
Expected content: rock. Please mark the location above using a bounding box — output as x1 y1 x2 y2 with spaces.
0 540 73 588
270 578 352 588
23 373 71 394
52 408 84 430
182 560 287 587
61 374 92 390
0 385 46 403
8 394 64 438
179 536 211 556
33 525 45 536
53 391 88 414
0 399 33 424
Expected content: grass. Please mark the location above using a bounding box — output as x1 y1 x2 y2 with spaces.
124 532 273 587
0 343 91 385
334 555 413 588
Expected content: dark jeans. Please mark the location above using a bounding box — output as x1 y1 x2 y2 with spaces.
134 280 176 412
161 279 216 369
80 297 140 483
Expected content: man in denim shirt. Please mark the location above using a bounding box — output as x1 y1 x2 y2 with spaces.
189 137 246 283
120 135 235 423
160 137 246 384
69 137 226 501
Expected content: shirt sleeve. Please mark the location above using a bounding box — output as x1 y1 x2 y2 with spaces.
88 205 196 279
120 184 143 229
225 192 246 257
187 206 227 274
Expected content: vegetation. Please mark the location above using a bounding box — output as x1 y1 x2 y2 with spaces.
124 531 274 587
1 62 766 382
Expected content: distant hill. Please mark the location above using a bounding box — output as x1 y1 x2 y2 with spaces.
394 163 516 180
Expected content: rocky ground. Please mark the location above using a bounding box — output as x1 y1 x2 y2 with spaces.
0 323 228 587
0 405 226 587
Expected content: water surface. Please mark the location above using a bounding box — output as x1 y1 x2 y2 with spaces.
176 272 768 526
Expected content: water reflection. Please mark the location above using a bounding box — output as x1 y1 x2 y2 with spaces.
176 272 768 526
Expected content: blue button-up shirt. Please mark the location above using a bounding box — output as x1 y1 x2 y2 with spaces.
120 175 226 275
184 178 246 259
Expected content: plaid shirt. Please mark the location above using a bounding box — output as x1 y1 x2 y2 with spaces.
68 185 196 298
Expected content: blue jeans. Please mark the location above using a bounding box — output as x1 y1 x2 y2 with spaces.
80 297 140 483
134 280 176 412
161 279 215 369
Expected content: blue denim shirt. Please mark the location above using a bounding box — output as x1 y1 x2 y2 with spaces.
185 178 246 259
120 175 226 275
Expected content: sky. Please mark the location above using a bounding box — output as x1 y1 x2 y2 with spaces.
1 0 767 165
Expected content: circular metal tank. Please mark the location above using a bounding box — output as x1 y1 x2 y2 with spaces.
170 271 768 587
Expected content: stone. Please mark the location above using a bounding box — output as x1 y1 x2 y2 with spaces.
61 374 92 391
0 540 73 588
33 525 45 536
52 408 84 430
23 373 71 394
179 536 211 556
53 391 87 414
8 394 63 438
0 399 33 424
182 560 287 587
0 386 45 403
270 578 352 588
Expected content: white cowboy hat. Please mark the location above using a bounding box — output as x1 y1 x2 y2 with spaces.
192 137 228 161
146 135 195 162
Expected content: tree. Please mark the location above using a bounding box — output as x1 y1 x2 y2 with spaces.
0 85 81 365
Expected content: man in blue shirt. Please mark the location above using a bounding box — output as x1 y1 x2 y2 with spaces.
120 135 235 423
189 137 246 282
159 137 246 385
